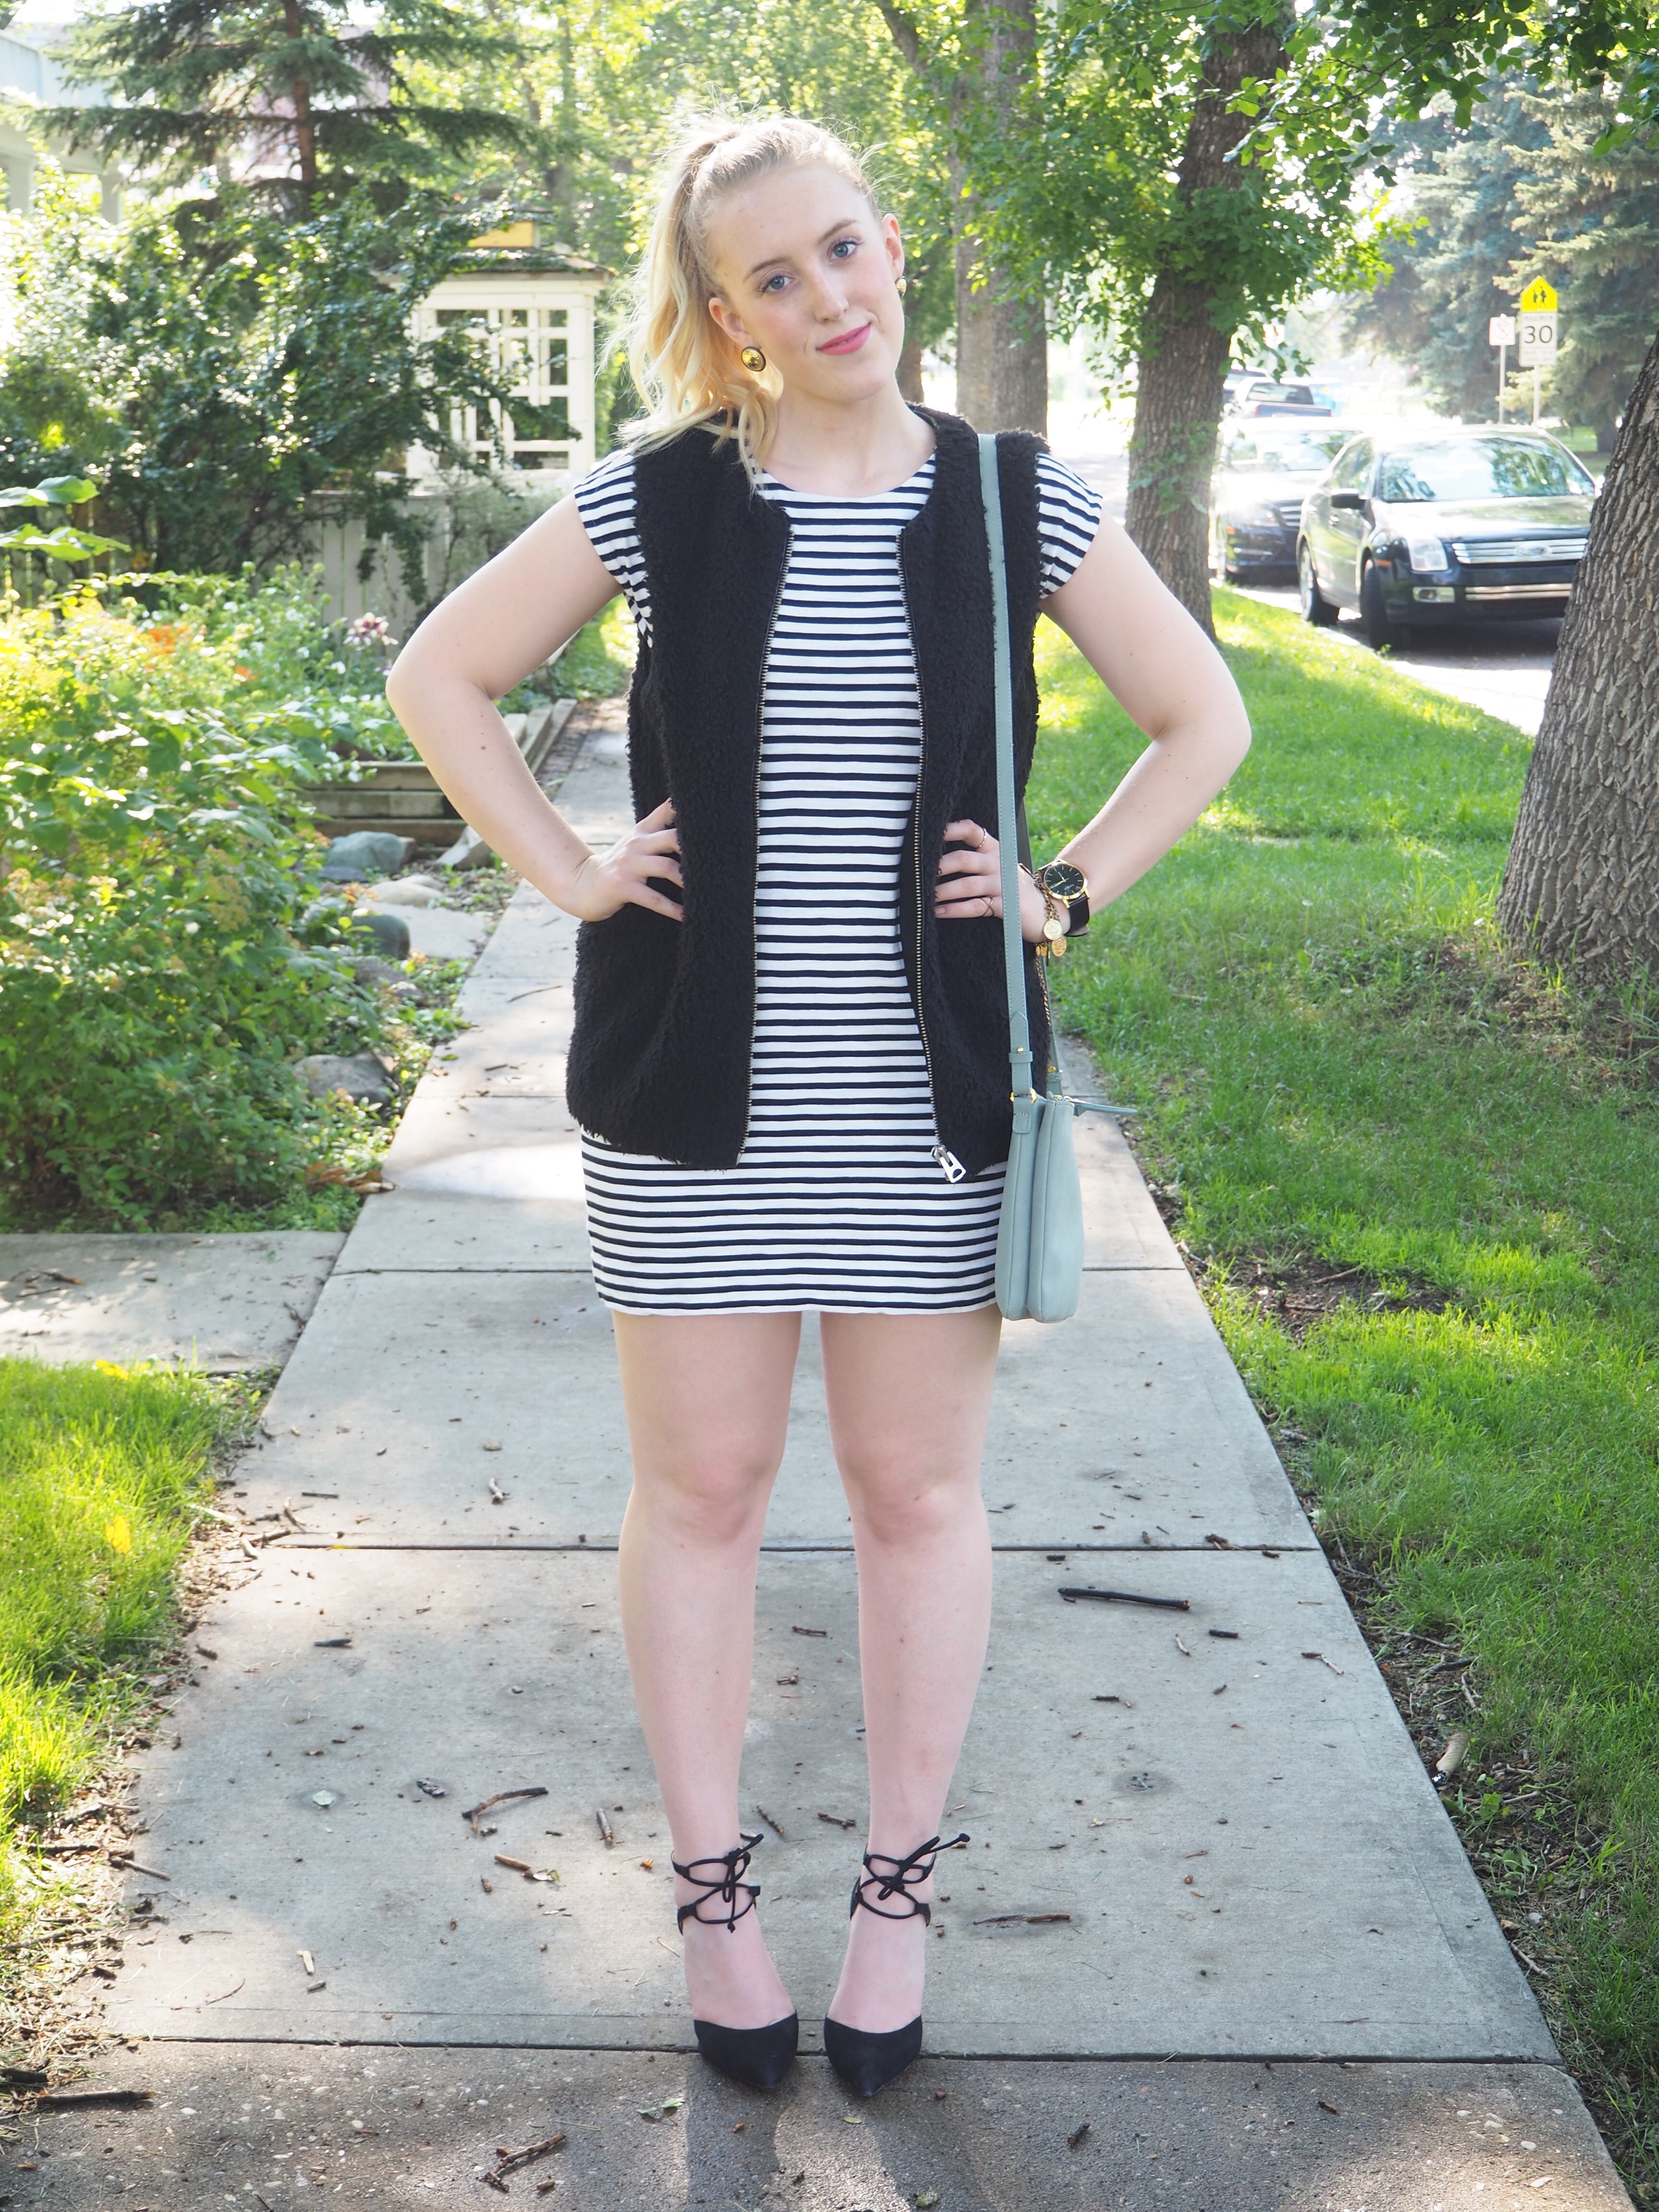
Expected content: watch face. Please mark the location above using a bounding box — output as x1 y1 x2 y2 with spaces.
1039 862 1086 903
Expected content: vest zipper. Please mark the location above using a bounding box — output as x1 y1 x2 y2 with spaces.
894 559 951 1178
740 533 792 1154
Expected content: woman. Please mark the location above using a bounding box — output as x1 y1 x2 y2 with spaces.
386 114 1249 2098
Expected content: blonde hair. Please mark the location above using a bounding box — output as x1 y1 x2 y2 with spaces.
625 113 880 473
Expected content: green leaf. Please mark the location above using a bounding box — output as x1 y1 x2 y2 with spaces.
34 475 98 507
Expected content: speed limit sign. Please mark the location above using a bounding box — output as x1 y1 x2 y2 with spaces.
1518 277 1560 364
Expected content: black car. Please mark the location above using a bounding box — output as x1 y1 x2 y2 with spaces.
1297 429 1595 646
1210 425 1350 580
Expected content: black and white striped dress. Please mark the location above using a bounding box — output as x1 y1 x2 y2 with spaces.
571 444 1102 1316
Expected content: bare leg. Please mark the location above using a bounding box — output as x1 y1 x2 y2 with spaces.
613 1310 802 2029
819 1306 1000 2031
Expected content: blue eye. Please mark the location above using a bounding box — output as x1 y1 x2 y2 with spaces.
830 238 858 259
762 272 790 293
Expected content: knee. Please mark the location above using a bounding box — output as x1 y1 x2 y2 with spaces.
842 1457 979 1549
634 1435 780 1545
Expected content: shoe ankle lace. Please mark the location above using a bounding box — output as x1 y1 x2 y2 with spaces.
850 1831 970 1924
672 1832 763 1933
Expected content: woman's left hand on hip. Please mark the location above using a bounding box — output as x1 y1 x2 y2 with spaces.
934 818 1054 944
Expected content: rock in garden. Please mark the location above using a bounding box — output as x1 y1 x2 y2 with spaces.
439 825 495 871
297 1054 397 1105
352 957 407 989
319 830 414 882
349 910 411 959
372 875 443 907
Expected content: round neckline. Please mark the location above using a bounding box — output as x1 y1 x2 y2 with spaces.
759 454 936 500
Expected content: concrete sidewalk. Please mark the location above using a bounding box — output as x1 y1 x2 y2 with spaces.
8 733 1630 2210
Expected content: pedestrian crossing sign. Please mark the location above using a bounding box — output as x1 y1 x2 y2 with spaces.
1519 277 1558 312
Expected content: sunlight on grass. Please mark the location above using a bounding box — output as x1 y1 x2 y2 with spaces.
0 1358 237 1960
1031 588 1659 2179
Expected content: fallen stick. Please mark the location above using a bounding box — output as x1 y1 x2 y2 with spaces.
1058 1587 1190 1612
462 1786 549 1828
107 1852 170 1881
494 2132 567 2175
36 2089 153 2111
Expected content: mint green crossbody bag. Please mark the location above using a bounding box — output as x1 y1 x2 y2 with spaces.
978 433 1122 1324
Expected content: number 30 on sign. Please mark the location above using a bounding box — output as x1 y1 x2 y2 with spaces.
1518 277 1559 365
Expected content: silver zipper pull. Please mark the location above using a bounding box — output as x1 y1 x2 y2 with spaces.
930 1144 967 1184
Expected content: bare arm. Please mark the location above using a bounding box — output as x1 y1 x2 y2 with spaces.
934 514 1250 936
384 493 682 922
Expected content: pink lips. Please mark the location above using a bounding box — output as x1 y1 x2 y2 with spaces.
818 323 873 356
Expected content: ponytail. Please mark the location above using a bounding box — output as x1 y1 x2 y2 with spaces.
623 113 879 476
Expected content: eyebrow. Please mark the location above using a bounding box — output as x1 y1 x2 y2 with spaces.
746 218 861 281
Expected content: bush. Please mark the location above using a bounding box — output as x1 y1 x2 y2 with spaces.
0 579 394 1221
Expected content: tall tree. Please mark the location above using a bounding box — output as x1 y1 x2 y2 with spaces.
875 0 1048 433
1515 88 1659 450
1342 85 1659 447
1296 0 1659 978
52 0 524 208
1495 325 1659 972
975 0 1381 627
1341 90 1546 426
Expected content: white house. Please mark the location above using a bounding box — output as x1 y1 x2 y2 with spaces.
0 19 120 216
406 218 609 485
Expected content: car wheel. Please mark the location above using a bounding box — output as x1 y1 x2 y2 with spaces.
1298 541 1335 627
1360 561 1407 650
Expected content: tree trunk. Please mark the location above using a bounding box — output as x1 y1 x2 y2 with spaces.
896 333 926 405
1122 14 1287 634
1124 294 1232 630
1497 324 1659 976
280 0 319 200
954 216 1047 432
878 0 1046 435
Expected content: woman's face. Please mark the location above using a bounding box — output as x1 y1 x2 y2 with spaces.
703 163 907 408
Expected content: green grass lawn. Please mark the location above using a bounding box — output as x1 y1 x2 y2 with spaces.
0 1359 241 1983
1030 591 1659 2198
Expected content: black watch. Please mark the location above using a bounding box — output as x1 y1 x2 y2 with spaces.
1035 861 1090 935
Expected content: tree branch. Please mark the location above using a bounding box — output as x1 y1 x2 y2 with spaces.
873 0 922 74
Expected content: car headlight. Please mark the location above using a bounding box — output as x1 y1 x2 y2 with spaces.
1221 504 1278 529
1404 533 1450 574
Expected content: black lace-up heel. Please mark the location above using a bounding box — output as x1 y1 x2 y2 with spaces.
822 1832 969 2097
672 1831 798 2089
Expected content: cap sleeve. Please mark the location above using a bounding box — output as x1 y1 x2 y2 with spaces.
572 446 652 642
1035 450 1105 598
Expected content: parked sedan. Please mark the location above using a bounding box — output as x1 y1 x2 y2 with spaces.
1297 429 1595 646
1209 425 1349 580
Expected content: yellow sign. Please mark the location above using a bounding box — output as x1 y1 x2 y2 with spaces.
1519 277 1558 313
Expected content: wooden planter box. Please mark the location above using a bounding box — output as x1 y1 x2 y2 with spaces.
307 700 575 841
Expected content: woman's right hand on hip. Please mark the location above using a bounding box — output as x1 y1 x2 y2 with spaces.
568 798 684 921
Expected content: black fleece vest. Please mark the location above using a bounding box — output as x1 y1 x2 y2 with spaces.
564 405 1051 1178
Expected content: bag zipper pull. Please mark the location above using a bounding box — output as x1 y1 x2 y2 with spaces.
930 1144 967 1184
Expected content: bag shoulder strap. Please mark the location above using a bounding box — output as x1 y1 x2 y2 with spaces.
978 432 1035 1103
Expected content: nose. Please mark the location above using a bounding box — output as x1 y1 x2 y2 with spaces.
804 265 851 320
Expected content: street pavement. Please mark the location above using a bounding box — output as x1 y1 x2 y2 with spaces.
1232 583 1557 736
1046 441 1557 738
5 734 1628 2210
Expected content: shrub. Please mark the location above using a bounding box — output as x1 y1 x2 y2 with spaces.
0 582 392 1221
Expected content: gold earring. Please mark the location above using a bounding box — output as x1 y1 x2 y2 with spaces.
896 276 908 296
739 345 767 372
